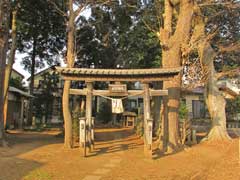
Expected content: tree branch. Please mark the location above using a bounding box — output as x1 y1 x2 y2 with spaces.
216 68 240 79
47 0 67 17
142 19 157 34
218 42 240 53
74 3 88 19
74 0 112 21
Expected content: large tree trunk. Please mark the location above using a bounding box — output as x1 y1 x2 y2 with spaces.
62 0 75 148
199 50 231 142
0 0 10 146
3 10 17 128
193 6 231 142
63 80 73 148
28 38 37 126
203 61 231 141
159 0 193 152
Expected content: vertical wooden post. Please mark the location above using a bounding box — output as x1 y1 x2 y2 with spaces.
143 83 152 158
19 97 24 129
161 96 169 152
91 117 95 149
3 93 8 129
86 82 93 152
79 117 86 157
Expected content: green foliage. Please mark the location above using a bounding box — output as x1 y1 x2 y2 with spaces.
72 111 82 142
179 101 188 121
17 0 66 72
33 71 60 122
203 3 240 71
75 1 161 69
24 170 52 180
96 101 112 123
226 96 240 116
135 115 144 137
9 77 25 90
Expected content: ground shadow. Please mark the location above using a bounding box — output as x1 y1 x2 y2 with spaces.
153 128 240 160
95 128 135 141
0 156 42 180
0 130 64 180
4 130 63 156
87 128 143 157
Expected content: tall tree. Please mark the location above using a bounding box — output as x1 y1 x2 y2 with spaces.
59 0 111 148
17 0 66 125
0 0 10 146
3 2 18 128
75 1 161 69
34 71 60 123
140 0 239 151
156 0 194 152
185 1 240 141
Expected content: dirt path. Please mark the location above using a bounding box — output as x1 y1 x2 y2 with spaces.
0 128 239 180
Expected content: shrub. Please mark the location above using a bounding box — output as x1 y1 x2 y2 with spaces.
179 100 188 121
72 111 82 142
96 101 112 124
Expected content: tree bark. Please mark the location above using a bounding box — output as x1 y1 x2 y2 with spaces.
199 41 231 142
192 6 231 142
62 0 75 148
28 38 37 126
159 0 193 152
63 80 73 148
204 65 231 142
3 10 17 128
0 0 10 146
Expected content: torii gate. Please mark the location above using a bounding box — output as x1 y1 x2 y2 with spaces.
56 67 181 158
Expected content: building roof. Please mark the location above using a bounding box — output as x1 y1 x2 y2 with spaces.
9 86 34 98
218 80 240 98
56 67 182 82
181 87 204 95
12 69 25 79
123 111 137 117
27 66 56 81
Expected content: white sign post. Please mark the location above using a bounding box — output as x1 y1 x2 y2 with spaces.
79 117 86 156
147 118 153 151
91 117 95 149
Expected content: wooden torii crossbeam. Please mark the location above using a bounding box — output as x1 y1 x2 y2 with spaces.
56 67 182 158
56 67 181 82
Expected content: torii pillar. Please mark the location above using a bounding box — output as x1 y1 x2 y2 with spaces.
86 82 93 152
143 83 153 158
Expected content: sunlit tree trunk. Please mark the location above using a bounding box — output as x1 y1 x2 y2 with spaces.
0 0 10 146
198 40 231 142
62 0 75 148
204 63 231 141
158 0 193 152
193 6 231 142
3 10 17 128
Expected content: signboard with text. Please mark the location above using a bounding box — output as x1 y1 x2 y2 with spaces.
109 84 127 93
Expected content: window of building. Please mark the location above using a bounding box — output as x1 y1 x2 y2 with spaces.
192 100 205 119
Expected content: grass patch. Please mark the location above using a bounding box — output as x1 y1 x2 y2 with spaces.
23 170 52 180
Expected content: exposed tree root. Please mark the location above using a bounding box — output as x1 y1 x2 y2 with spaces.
165 142 184 154
201 126 232 144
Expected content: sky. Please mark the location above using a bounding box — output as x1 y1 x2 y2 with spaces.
13 52 30 79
